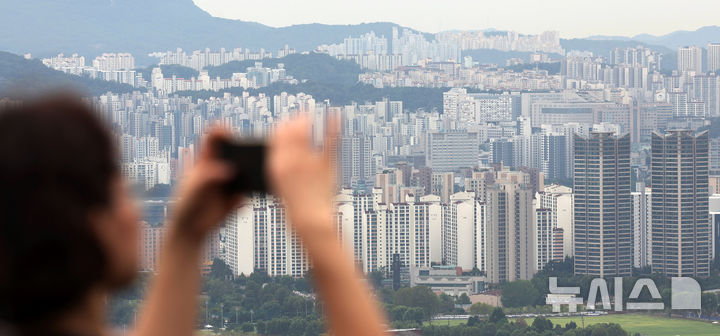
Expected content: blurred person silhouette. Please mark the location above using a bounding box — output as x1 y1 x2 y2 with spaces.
0 94 387 336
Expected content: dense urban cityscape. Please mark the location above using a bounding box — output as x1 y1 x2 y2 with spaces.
63 36 720 283
3 1 720 335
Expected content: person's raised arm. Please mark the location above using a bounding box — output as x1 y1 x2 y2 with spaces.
134 129 240 336
267 116 388 336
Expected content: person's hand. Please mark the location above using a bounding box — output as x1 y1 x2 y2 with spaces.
171 127 242 243
267 115 338 239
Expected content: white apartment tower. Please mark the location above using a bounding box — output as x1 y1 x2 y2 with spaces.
223 203 255 276
442 192 486 271
678 46 704 73
631 184 652 269
708 43 720 73
536 184 574 257
535 208 556 271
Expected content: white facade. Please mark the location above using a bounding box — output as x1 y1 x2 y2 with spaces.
535 208 554 271
536 184 574 257
442 192 486 271
223 203 255 276
121 158 171 191
678 46 704 73
709 43 720 73
426 131 479 172
632 186 652 268
422 194 444 264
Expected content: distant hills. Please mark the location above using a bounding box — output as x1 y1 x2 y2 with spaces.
2 0 717 74
560 39 677 70
136 64 199 82
2 0 715 68
632 26 720 49
462 49 563 66
206 53 362 84
566 26 720 71
0 0 416 65
585 26 720 50
0 52 137 97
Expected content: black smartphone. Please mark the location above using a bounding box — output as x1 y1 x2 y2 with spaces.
216 139 269 194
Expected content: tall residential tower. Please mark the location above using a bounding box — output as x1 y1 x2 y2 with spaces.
573 132 632 277
651 130 710 277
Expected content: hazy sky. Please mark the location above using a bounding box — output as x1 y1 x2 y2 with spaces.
193 0 718 38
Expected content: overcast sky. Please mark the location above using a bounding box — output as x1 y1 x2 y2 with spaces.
192 0 718 38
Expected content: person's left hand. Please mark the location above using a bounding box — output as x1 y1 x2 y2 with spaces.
171 127 242 243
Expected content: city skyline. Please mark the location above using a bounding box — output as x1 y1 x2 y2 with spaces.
193 0 720 39
7 2 720 334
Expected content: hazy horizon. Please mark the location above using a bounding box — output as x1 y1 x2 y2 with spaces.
193 0 719 39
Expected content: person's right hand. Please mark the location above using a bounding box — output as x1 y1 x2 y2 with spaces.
267 116 388 336
267 115 338 239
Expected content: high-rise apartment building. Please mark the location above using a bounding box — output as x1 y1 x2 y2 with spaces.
223 203 255 276
678 46 704 73
573 132 632 277
537 133 569 181
535 208 554 271
710 195 720 261
442 192 486 271
692 75 720 117
631 183 652 269
490 139 515 168
536 184 574 258
139 221 166 272
708 43 720 73
485 180 536 283
340 135 372 188
651 130 710 277
431 172 454 204
426 131 479 172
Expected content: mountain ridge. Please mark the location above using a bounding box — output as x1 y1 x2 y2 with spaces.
0 51 138 97
632 26 720 48
0 0 713 69
0 0 418 65
585 26 720 49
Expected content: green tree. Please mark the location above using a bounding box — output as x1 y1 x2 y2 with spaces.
468 302 494 315
501 280 541 308
240 322 254 332
304 319 324 336
531 316 553 332
388 305 408 321
403 307 424 323
255 321 267 335
702 292 718 315
456 293 471 304
266 318 292 335
284 295 307 316
288 318 308 336
438 293 456 313
258 301 282 320
488 307 507 324
367 270 385 289
479 324 497 336
585 323 628 336
393 286 440 318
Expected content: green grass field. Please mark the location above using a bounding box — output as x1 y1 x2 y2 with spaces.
430 314 720 336
528 314 720 336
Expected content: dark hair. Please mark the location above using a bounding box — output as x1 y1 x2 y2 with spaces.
0 94 118 327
